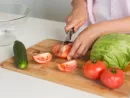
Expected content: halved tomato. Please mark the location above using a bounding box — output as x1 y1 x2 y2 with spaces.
52 43 72 59
33 52 52 64
57 60 77 72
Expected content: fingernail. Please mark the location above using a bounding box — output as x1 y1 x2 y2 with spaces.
67 56 71 60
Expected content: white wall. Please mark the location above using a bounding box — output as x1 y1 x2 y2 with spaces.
0 0 72 22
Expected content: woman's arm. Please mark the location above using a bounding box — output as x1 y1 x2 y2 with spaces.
93 17 130 35
71 0 87 9
67 16 130 59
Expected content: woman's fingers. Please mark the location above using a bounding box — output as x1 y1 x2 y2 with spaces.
82 47 89 56
67 38 81 60
74 20 86 32
65 6 88 33
65 13 87 32
65 19 79 32
65 20 86 33
73 43 86 58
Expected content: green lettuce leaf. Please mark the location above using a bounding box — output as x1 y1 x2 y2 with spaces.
90 33 130 69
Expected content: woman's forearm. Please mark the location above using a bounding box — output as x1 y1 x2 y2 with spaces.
71 0 87 9
96 17 130 34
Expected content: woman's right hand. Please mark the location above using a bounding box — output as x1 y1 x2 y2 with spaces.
65 6 88 33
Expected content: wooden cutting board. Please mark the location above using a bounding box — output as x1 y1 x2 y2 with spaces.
1 39 130 98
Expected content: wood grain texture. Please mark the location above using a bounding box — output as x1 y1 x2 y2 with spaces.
1 39 130 98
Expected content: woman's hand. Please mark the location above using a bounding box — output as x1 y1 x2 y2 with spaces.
67 24 103 60
67 16 130 59
65 6 88 32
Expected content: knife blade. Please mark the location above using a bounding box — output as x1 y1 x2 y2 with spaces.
58 28 74 55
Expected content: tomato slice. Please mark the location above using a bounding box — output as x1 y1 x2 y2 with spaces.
52 43 72 59
59 44 72 58
52 43 61 57
57 60 77 72
33 52 52 64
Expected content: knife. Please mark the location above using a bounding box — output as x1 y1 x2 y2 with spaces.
58 28 74 55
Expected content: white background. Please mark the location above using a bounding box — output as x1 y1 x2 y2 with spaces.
0 0 72 22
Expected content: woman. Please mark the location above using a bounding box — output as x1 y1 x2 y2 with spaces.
65 0 130 60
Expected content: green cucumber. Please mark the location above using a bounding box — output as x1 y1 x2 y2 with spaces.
13 40 28 69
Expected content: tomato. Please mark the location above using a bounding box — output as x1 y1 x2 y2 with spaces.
100 68 124 89
33 52 52 64
82 60 107 80
57 60 77 72
52 43 72 59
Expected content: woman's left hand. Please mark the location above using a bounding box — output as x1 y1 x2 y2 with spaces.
67 24 103 59
67 17 130 59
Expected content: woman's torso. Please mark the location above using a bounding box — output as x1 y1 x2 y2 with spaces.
87 0 130 25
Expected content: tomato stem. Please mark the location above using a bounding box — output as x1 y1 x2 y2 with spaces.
111 68 117 74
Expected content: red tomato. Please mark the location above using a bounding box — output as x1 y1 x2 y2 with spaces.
100 68 124 89
82 60 107 80
33 52 52 64
57 60 77 72
52 43 72 59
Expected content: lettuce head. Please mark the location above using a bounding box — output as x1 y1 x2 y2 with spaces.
90 33 130 69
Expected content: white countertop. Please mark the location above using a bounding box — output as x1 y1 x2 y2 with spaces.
0 17 104 98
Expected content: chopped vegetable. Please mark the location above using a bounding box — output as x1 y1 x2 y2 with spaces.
33 52 52 64
52 43 72 59
57 60 77 72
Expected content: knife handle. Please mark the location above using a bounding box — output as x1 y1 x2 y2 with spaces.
68 28 74 40
70 28 74 33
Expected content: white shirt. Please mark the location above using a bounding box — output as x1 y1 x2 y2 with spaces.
86 0 130 25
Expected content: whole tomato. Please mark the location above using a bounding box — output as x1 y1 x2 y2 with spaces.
100 68 124 89
82 60 107 80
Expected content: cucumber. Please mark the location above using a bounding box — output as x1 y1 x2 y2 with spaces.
13 40 28 69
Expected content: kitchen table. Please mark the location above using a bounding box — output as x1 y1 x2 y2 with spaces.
0 17 104 98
